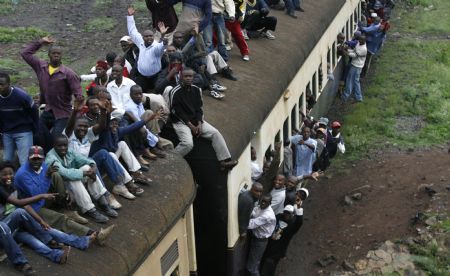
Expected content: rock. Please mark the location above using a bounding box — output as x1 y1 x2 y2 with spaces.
344 195 353 206
342 260 355 271
424 216 437 226
316 254 337 267
374 249 392 263
351 193 362 200
354 259 367 271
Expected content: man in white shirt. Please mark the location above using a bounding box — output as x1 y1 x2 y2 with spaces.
107 65 136 114
127 6 168 92
250 147 263 182
342 35 367 102
246 195 276 276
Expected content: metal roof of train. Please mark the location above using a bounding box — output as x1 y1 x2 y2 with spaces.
0 0 345 274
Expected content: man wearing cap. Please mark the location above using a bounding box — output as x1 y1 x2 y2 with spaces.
127 6 169 93
0 72 39 166
342 35 367 102
261 199 305 276
120 35 140 80
21 36 83 152
14 145 95 235
326 121 345 159
238 182 263 238
360 16 382 77
246 194 276 276
290 127 317 180
83 60 110 96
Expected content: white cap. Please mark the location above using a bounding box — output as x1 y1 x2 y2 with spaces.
371 12 378 18
284 205 294 213
298 188 309 199
120 35 132 43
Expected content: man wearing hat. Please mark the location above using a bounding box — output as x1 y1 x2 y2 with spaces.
246 194 276 276
326 121 345 158
83 60 110 96
120 35 140 79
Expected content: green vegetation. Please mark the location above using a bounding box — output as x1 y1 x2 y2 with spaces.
84 17 116 32
397 0 450 35
0 27 48 43
338 0 450 161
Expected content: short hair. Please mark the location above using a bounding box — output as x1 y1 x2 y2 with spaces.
53 134 68 145
48 45 62 54
106 52 117 63
0 161 16 172
130 84 142 93
0 72 10 83
86 96 99 106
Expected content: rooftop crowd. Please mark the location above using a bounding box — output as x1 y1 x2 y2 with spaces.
0 0 393 275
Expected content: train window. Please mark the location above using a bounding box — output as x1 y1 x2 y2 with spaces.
264 145 273 163
350 14 354 30
354 10 357 23
161 240 179 276
291 105 297 133
169 266 180 276
318 63 323 91
312 72 318 99
327 48 332 68
283 118 289 142
341 27 345 39
332 42 336 68
346 20 350 40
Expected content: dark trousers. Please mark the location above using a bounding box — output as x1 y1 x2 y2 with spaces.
243 12 277 32
135 71 160 93
247 236 268 276
39 110 68 152
261 256 280 276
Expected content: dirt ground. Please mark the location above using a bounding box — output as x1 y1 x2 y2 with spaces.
276 147 450 275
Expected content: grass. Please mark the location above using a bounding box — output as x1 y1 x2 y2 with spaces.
336 0 450 162
84 17 116 32
0 26 48 43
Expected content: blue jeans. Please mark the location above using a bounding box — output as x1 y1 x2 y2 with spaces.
203 13 229 61
92 149 126 184
39 110 69 152
342 65 363 101
2 131 33 165
15 231 63 263
293 0 301 8
0 221 28 265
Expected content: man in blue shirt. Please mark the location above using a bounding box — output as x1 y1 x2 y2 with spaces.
0 72 38 165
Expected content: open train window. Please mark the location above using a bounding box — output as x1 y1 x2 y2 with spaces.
312 72 318 99
291 105 297 133
318 63 323 91
327 48 332 69
332 42 336 68
283 118 289 143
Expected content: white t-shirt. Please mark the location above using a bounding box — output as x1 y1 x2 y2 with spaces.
66 127 99 157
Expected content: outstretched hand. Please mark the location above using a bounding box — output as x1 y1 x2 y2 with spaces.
158 22 168 35
41 36 56 45
73 96 85 113
127 6 135 16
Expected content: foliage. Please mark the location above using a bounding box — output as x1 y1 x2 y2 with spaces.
0 27 48 43
84 17 116 32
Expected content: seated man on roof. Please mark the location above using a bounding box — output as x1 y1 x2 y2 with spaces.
45 135 117 223
106 64 135 114
242 0 277 40
168 68 238 171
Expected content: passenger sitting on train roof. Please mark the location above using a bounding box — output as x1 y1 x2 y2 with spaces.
106 64 135 114
64 97 136 203
45 135 117 224
269 174 286 215
174 0 212 36
238 182 263 238
168 68 238 170
242 0 277 40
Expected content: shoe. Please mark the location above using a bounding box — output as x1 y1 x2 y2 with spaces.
295 6 305 12
113 185 136 200
126 180 145 195
262 30 276 40
59 246 71 264
211 83 227 92
242 55 250 61
287 11 298 18
142 152 158 161
220 160 239 171
15 263 36 276
221 67 238 81
271 3 285 10
106 193 126 210
140 164 149 172
210 90 225 100
242 29 249 40
225 44 232 51
64 210 89 224
96 224 115 246
157 137 174 150
131 171 153 186
150 147 167 158
48 240 64 249
99 204 118 218
137 155 150 165
86 209 109 223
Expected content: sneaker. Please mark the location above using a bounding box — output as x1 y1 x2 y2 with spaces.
242 29 249 40
131 171 152 186
64 210 89 224
220 160 239 171
150 147 167 158
242 55 250 61
98 204 118 218
225 44 232 51
262 30 276 40
86 209 109 223
58 246 71 264
287 11 298 18
126 180 146 195
15 263 36 276
209 90 225 100
112 185 135 200
295 6 305 12
221 67 238 81
212 83 227 92
95 224 115 246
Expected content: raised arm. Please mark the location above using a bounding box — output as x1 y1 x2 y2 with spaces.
127 7 144 46
20 39 48 72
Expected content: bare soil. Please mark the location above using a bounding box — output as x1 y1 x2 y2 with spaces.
277 147 450 275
